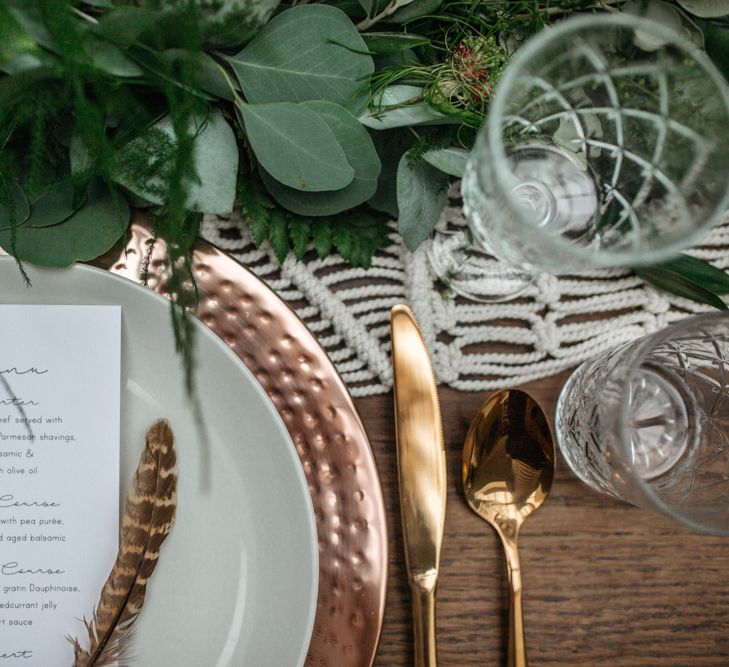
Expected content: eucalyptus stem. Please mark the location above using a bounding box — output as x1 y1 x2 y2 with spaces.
70 6 98 24
357 0 406 31
211 57 247 107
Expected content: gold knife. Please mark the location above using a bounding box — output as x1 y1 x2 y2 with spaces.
390 304 447 667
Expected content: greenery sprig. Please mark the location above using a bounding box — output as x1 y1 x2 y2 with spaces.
2 0 729 386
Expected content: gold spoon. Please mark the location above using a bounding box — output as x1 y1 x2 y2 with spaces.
462 389 555 667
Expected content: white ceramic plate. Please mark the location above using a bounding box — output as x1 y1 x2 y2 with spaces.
0 259 318 667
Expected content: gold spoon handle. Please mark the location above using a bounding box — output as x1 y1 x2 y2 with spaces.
501 535 527 667
411 585 437 667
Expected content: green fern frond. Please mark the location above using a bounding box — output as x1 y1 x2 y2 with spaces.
238 175 392 269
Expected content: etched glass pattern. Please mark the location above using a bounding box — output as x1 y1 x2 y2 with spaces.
462 15 729 274
556 312 729 534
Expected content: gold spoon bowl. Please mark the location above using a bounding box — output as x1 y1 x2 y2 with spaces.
462 389 555 667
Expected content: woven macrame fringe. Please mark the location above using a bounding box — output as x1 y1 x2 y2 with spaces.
202 194 729 398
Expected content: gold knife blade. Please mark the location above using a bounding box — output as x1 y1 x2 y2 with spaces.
390 304 447 667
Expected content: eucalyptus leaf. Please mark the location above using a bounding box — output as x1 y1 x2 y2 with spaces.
160 50 235 101
6 3 54 52
374 47 421 71
622 0 704 50
677 0 729 17
114 109 239 214
125 46 215 101
0 181 30 229
83 0 114 7
237 102 355 192
705 23 729 80
358 0 376 15
170 109 239 213
1 52 43 74
83 34 143 78
368 129 414 216
386 0 442 23
226 5 374 111
185 0 280 49
359 85 463 129
24 180 77 228
0 63 54 113
635 265 728 310
643 254 729 294
362 32 430 54
422 147 469 178
0 4 35 68
0 181 129 267
328 0 368 17
70 132 93 179
261 101 380 216
384 0 417 14
91 7 159 48
396 151 448 251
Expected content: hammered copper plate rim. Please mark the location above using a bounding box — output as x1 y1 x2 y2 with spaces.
99 221 388 667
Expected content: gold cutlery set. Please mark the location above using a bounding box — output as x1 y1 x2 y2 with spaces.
391 306 555 667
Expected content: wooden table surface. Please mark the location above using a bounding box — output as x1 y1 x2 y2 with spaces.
354 370 729 666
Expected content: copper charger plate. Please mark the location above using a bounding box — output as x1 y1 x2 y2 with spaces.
95 220 388 666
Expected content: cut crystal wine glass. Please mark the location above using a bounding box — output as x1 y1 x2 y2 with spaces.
429 14 729 301
556 312 729 535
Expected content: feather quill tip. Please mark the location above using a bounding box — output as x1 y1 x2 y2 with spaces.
68 419 177 667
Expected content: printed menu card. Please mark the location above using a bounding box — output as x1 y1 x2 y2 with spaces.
0 306 121 665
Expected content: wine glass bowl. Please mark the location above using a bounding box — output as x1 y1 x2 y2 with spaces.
431 14 729 301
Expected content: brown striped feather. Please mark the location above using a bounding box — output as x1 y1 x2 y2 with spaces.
69 419 177 666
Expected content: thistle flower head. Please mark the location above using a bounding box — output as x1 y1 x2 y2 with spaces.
426 35 508 116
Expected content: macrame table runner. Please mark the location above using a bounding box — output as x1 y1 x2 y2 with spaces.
201 188 729 398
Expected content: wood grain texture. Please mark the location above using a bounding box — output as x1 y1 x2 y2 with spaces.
355 372 729 666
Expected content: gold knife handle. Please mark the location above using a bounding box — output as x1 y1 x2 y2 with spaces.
411 584 437 667
502 535 527 667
